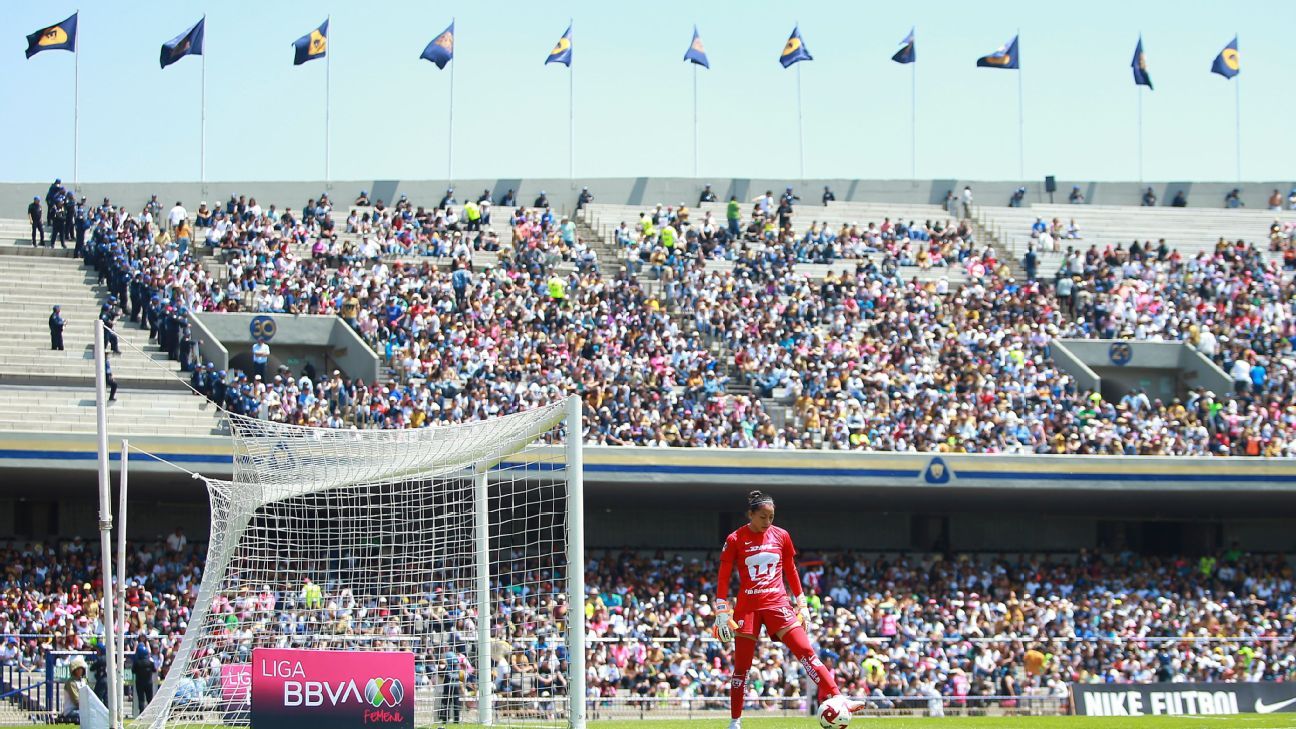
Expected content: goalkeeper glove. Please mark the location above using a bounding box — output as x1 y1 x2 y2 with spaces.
712 598 737 642
795 594 811 626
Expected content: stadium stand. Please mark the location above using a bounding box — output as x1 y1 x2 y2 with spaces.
0 539 1290 721
5 180 1296 454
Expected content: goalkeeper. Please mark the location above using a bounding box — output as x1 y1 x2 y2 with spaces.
713 490 860 728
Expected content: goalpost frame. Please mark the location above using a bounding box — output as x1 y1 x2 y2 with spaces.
565 395 586 729
472 395 584 728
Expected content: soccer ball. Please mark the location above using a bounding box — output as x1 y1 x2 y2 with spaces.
817 694 853 728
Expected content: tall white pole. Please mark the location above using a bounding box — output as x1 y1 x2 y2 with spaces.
692 63 699 179
201 19 206 186
325 16 331 187
93 321 119 729
1234 72 1241 183
564 395 585 729
1137 85 1143 183
473 466 492 726
568 19 574 184
1017 65 1025 181
910 56 917 181
796 63 805 181
116 439 128 726
448 35 455 185
73 11 80 187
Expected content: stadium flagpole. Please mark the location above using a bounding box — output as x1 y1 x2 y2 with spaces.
1017 36 1024 181
565 395 586 729
910 48 917 181
1234 60 1241 183
693 62 699 179
93 320 120 729
116 439 128 729
1137 84 1143 183
73 9 80 186
200 16 206 186
796 62 805 180
568 18 574 184
447 20 455 185
325 14 331 187
473 465 492 726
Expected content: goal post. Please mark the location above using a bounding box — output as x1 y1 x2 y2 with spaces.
139 396 585 729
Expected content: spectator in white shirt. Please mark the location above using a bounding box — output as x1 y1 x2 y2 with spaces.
167 202 188 231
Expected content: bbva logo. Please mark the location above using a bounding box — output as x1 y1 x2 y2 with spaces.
282 677 403 708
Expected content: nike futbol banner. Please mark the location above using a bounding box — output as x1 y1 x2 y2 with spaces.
1074 682 1296 717
251 648 414 729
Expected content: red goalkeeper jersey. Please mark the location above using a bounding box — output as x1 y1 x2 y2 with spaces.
717 524 801 613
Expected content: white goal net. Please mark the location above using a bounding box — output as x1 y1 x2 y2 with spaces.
138 397 585 728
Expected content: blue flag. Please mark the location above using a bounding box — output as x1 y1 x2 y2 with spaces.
421 21 454 69
892 28 915 64
1211 36 1238 79
1131 36 1152 90
684 26 709 69
160 17 205 69
779 26 812 68
293 19 328 66
977 34 1019 69
546 24 572 66
25 13 77 59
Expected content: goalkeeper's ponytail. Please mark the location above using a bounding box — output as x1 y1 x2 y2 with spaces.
747 490 775 512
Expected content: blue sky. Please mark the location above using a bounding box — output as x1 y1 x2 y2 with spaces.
3 1 1292 183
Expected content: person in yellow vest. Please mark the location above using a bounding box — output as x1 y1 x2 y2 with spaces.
464 200 481 231
547 274 567 305
862 652 886 687
302 578 323 610
660 224 677 251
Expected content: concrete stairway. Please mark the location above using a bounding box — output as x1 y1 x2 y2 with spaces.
0 253 191 388
0 385 224 436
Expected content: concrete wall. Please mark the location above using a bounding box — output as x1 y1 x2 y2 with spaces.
4 178 1294 218
192 312 379 382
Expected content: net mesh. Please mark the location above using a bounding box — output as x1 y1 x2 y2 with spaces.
138 401 575 728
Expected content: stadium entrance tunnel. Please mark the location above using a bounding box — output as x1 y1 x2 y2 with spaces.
1051 339 1232 402
190 312 378 382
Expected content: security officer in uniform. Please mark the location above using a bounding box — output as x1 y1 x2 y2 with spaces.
698 184 717 205
104 358 118 401
576 186 593 210
74 197 89 256
27 197 44 247
178 325 194 372
100 302 121 355
533 190 549 208
49 306 66 350
52 195 71 248
438 187 457 209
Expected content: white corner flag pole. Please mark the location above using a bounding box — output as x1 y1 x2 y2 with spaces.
94 320 120 728
116 438 128 727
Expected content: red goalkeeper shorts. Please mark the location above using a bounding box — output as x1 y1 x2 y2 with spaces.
734 605 799 638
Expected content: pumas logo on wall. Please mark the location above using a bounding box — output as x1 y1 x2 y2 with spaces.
924 456 952 484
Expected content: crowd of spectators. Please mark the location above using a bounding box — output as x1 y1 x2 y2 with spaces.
15 179 1285 457
2 537 1291 715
